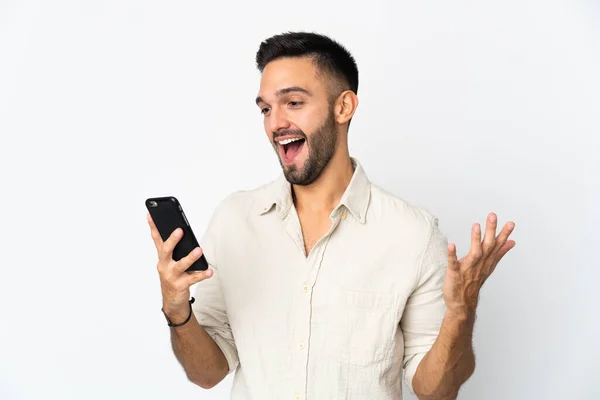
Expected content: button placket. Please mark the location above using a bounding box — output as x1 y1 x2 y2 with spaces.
301 235 336 398
293 251 318 398
294 213 340 399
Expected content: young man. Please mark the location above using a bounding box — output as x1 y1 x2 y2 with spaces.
148 32 516 399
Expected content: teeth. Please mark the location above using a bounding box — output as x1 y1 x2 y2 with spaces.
279 137 303 145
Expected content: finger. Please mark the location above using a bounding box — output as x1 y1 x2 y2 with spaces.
159 227 183 262
492 221 515 256
447 243 460 271
174 246 204 273
496 239 516 260
147 213 163 250
486 239 516 278
468 223 483 262
481 213 497 255
184 268 214 287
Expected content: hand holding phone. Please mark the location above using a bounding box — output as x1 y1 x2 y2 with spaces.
146 196 213 316
146 196 209 271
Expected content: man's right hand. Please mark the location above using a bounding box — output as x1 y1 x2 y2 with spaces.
147 213 214 321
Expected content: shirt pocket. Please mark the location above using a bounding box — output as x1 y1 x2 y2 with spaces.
322 287 399 367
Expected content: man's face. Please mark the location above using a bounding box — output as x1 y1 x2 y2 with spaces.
256 57 338 186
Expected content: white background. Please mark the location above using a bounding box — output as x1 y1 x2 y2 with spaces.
1 0 599 399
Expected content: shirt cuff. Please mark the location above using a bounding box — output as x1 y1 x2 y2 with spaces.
404 352 427 395
206 329 239 374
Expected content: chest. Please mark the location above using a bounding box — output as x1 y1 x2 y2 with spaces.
216 218 420 384
216 213 421 328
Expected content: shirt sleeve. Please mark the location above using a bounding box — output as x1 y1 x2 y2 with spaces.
401 216 448 394
190 201 239 374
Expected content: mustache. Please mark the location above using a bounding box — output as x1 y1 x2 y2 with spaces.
273 129 306 141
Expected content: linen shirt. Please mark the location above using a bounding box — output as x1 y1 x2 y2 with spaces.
192 158 448 399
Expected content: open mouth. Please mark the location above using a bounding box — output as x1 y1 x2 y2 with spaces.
278 137 306 162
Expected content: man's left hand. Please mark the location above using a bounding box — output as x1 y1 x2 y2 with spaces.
443 213 516 316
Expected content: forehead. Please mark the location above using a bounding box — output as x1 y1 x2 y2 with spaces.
258 57 326 97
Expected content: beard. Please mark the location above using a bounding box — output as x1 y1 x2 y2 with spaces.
273 109 338 186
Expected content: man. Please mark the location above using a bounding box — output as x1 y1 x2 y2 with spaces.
147 32 516 399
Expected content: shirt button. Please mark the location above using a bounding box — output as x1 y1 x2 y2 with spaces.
341 210 347 220
295 396 301 400
302 284 308 293
299 341 304 350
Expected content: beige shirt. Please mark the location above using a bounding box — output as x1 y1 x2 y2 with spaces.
192 158 448 399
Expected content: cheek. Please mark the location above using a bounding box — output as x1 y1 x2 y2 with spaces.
292 118 316 137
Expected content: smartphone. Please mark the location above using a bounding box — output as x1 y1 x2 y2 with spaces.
145 196 209 271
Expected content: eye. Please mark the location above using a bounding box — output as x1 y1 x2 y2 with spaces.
260 107 270 115
288 101 303 107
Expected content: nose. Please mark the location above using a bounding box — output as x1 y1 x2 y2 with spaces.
266 106 290 134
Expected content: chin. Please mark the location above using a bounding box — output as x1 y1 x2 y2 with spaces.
282 161 321 186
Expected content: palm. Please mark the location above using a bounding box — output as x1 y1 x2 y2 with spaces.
443 213 516 313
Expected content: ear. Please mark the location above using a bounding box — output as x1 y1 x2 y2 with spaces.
334 90 359 125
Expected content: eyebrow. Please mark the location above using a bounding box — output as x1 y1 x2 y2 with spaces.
255 86 312 105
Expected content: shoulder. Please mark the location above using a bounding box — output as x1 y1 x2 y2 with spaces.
368 182 440 240
200 178 279 250
209 177 280 221
368 183 447 282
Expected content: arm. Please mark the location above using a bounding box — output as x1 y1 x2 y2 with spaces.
411 213 515 399
411 310 476 400
148 213 237 389
163 303 229 389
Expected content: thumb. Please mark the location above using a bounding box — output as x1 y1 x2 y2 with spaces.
447 243 460 271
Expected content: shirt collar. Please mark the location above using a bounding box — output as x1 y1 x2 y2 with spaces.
259 157 371 224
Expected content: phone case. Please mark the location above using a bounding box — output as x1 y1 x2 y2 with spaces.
145 196 209 271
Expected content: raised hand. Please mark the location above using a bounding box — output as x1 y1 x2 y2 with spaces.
443 212 516 315
147 213 213 319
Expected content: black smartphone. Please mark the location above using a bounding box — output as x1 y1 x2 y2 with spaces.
145 196 208 271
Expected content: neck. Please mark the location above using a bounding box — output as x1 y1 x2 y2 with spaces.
292 145 354 215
